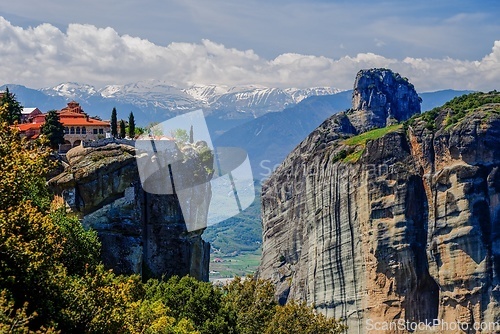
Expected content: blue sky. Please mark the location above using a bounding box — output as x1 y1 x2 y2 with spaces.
0 0 499 91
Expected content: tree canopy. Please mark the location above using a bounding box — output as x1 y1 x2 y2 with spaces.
0 87 23 124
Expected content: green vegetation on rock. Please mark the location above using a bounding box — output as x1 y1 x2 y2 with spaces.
444 91 500 126
405 90 500 131
344 124 402 146
339 124 401 163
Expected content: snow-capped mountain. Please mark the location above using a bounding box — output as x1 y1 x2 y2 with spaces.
98 81 202 112
41 82 99 100
40 80 343 121
285 87 342 104
183 84 229 103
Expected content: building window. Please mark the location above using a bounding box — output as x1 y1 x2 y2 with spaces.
82 127 86 134
93 128 98 134
64 127 69 134
76 127 81 134
99 128 104 134
70 127 75 134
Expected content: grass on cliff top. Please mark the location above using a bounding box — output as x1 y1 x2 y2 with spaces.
344 124 402 146
337 124 401 163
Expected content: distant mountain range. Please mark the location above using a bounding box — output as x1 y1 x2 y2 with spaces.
1 81 473 179
0 81 339 131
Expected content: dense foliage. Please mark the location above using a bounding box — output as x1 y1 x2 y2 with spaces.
0 103 346 333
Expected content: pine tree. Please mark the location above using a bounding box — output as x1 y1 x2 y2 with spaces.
128 112 135 138
0 87 23 125
111 107 118 137
119 119 126 139
189 125 194 144
40 110 65 149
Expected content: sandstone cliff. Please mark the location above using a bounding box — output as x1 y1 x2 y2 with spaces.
258 70 500 333
49 139 212 281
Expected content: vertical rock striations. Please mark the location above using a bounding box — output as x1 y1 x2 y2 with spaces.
258 70 500 333
49 140 212 281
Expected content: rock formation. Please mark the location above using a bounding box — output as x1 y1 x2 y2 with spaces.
349 68 421 133
49 139 212 281
258 69 500 333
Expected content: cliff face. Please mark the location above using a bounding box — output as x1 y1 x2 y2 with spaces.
349 68 421 133
50 140 211 281
258 70 500 333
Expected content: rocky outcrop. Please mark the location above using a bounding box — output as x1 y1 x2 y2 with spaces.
258 71 500 333
50 140 212 281
349 68 421 133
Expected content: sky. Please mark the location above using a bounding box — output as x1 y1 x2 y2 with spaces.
0 0 499 92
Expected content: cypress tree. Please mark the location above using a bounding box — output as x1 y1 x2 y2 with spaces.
119 119 126 139
110 107 118 137
0 87 23 125
40 110 65 149
189 125 194 144
128 112 135 138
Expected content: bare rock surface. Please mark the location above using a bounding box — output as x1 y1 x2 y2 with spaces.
258 71 500 333
50 139 212 280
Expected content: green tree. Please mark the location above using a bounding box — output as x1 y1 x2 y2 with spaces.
128 112 136 139
110 107 118 137
135 126 145 136
50 209 101 276
222 276 276 334
265 301 347 334
171 128 189 144
41 110 65 149
119 119 126 138
144 276 234 334
189 125 194 144
0 87 23 124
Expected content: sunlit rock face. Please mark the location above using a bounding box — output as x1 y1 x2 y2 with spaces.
258 70 500 333
49 140 212 281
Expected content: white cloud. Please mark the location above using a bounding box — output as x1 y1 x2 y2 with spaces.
0 17 498 92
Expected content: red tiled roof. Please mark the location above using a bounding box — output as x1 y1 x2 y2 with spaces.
15 101 110 134
17 123 42 131
61 118 110 126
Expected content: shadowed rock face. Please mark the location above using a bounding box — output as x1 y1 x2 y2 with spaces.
349 68 421 133
49 141 212 281
258 72 500 333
